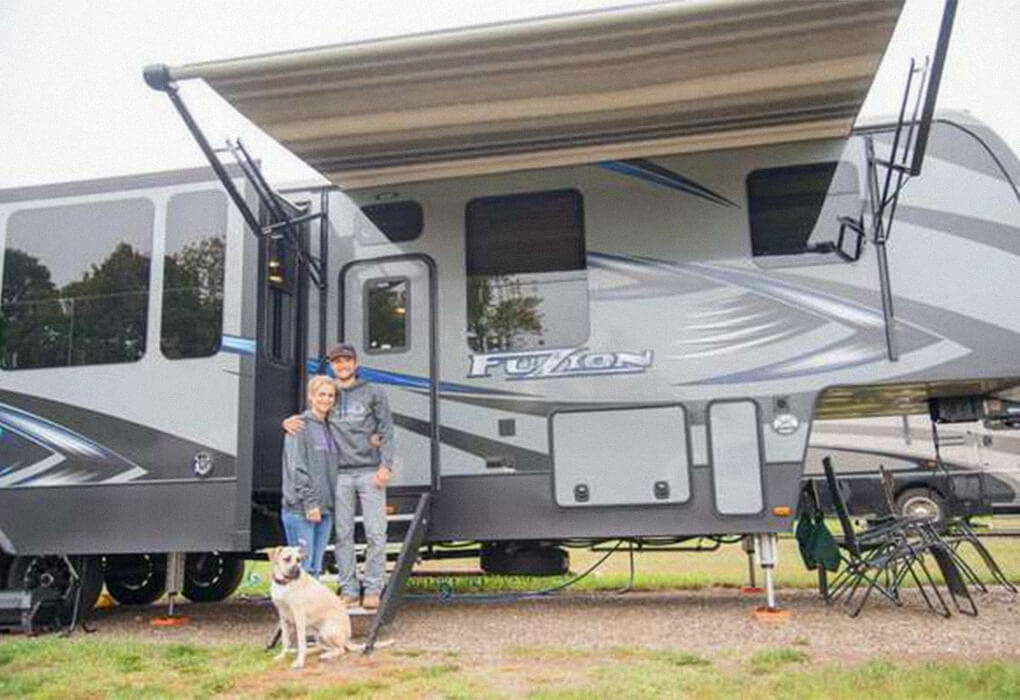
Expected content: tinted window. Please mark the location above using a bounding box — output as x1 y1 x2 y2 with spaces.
466 190 585 275
1 199 153 370
465 190 588 353
161 191 227 359
366 277 408 353
747 162 838 256
358 201 423 243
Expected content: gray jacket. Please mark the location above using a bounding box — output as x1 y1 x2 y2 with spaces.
331 379 395 468
281 410 339 514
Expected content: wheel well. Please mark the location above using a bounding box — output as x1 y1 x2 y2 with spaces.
894 481 946 503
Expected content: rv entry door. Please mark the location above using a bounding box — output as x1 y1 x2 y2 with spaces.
341 256 437 490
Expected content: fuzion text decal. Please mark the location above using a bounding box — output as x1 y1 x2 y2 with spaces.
468 347 653 380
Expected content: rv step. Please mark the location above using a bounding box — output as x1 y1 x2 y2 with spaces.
354 513 415 523
364 492 431 652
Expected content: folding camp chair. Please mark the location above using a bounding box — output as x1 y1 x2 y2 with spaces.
917 417 1016 596
878 465 978 615
822 457 950 617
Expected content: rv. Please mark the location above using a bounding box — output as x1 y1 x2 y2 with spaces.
806 407 1020 523
2 0 1018 621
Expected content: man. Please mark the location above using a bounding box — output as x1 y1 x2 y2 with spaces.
284 343 394 609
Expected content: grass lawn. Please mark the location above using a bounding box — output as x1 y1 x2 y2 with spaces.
232 518 1020 598
3 518 1017 698
2 638 1020 699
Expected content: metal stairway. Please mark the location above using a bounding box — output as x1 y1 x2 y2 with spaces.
352 491 432 652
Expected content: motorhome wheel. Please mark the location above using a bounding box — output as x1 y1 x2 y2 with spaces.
5 555 104 622
896 488 946 526
183 552 245 602
104 554 167 605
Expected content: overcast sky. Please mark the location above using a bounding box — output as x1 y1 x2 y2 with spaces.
1 0 1018 190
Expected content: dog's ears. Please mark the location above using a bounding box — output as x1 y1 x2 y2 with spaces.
262 546 283 562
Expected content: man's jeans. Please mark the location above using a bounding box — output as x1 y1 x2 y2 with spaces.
280 509 334 577
335 467 388 597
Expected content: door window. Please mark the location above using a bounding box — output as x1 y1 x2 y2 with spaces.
365 277 409 353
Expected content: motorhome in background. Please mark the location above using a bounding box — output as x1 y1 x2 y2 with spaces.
806 407 1020 524
2 0 1019 620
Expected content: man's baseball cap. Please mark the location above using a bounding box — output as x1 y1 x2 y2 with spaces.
327 343 357 360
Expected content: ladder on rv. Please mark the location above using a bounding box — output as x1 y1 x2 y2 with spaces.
862 0 957 362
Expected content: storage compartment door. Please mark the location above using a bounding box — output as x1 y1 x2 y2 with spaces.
552 406 690 507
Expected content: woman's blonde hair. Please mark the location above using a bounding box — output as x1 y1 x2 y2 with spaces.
307 375 337 401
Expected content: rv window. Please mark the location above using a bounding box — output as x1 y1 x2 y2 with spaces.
465 189 589 353
161 191 227 359
1 199 154 370
365 277 409 353
747 162 841 257
358 201 423 243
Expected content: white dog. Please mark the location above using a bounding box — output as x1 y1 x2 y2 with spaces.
268 546 391 669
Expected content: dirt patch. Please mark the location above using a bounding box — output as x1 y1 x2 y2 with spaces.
80 586 1020 667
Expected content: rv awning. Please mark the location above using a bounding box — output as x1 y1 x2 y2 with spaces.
168 0 903 189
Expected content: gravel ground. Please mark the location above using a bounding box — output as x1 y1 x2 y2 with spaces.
80 586 1020 665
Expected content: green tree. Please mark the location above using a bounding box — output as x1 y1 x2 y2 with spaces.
161 236 225 358
0 249 63 368
60 242 150 365
466 275 543 353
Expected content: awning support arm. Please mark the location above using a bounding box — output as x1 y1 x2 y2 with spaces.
143 64 327 291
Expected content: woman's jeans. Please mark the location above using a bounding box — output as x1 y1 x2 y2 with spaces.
281 509 334 577
335 467 388 597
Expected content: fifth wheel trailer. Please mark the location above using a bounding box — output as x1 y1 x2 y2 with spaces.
2 0 1018 616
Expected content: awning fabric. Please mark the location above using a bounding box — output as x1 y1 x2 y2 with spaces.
169 0 904 188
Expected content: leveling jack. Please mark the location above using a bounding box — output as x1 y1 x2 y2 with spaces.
751 533 791 623
151 552 189 627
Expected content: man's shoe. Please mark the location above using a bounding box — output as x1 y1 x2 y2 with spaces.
341 594 361 608
362 593 380 610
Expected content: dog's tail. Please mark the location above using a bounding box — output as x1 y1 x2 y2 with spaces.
345 638 395 652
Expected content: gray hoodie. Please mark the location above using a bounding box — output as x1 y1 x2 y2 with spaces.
330 379 395 468
281 410 339 514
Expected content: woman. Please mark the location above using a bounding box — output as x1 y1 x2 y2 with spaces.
280 375 340 577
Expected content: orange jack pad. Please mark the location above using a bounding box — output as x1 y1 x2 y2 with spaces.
752 606 791 623
150 616 190 627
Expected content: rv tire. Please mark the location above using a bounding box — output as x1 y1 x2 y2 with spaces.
104 553 167 606
183 552 245 602
896 488 946 527
6 554 104 621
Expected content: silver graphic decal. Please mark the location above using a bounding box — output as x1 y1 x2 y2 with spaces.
469 347 653 380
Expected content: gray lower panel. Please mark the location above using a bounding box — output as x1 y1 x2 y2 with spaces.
428 464 801 541
0 480 247 555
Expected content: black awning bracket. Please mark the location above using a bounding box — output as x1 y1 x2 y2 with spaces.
144 63 328 292
862 0 957 363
